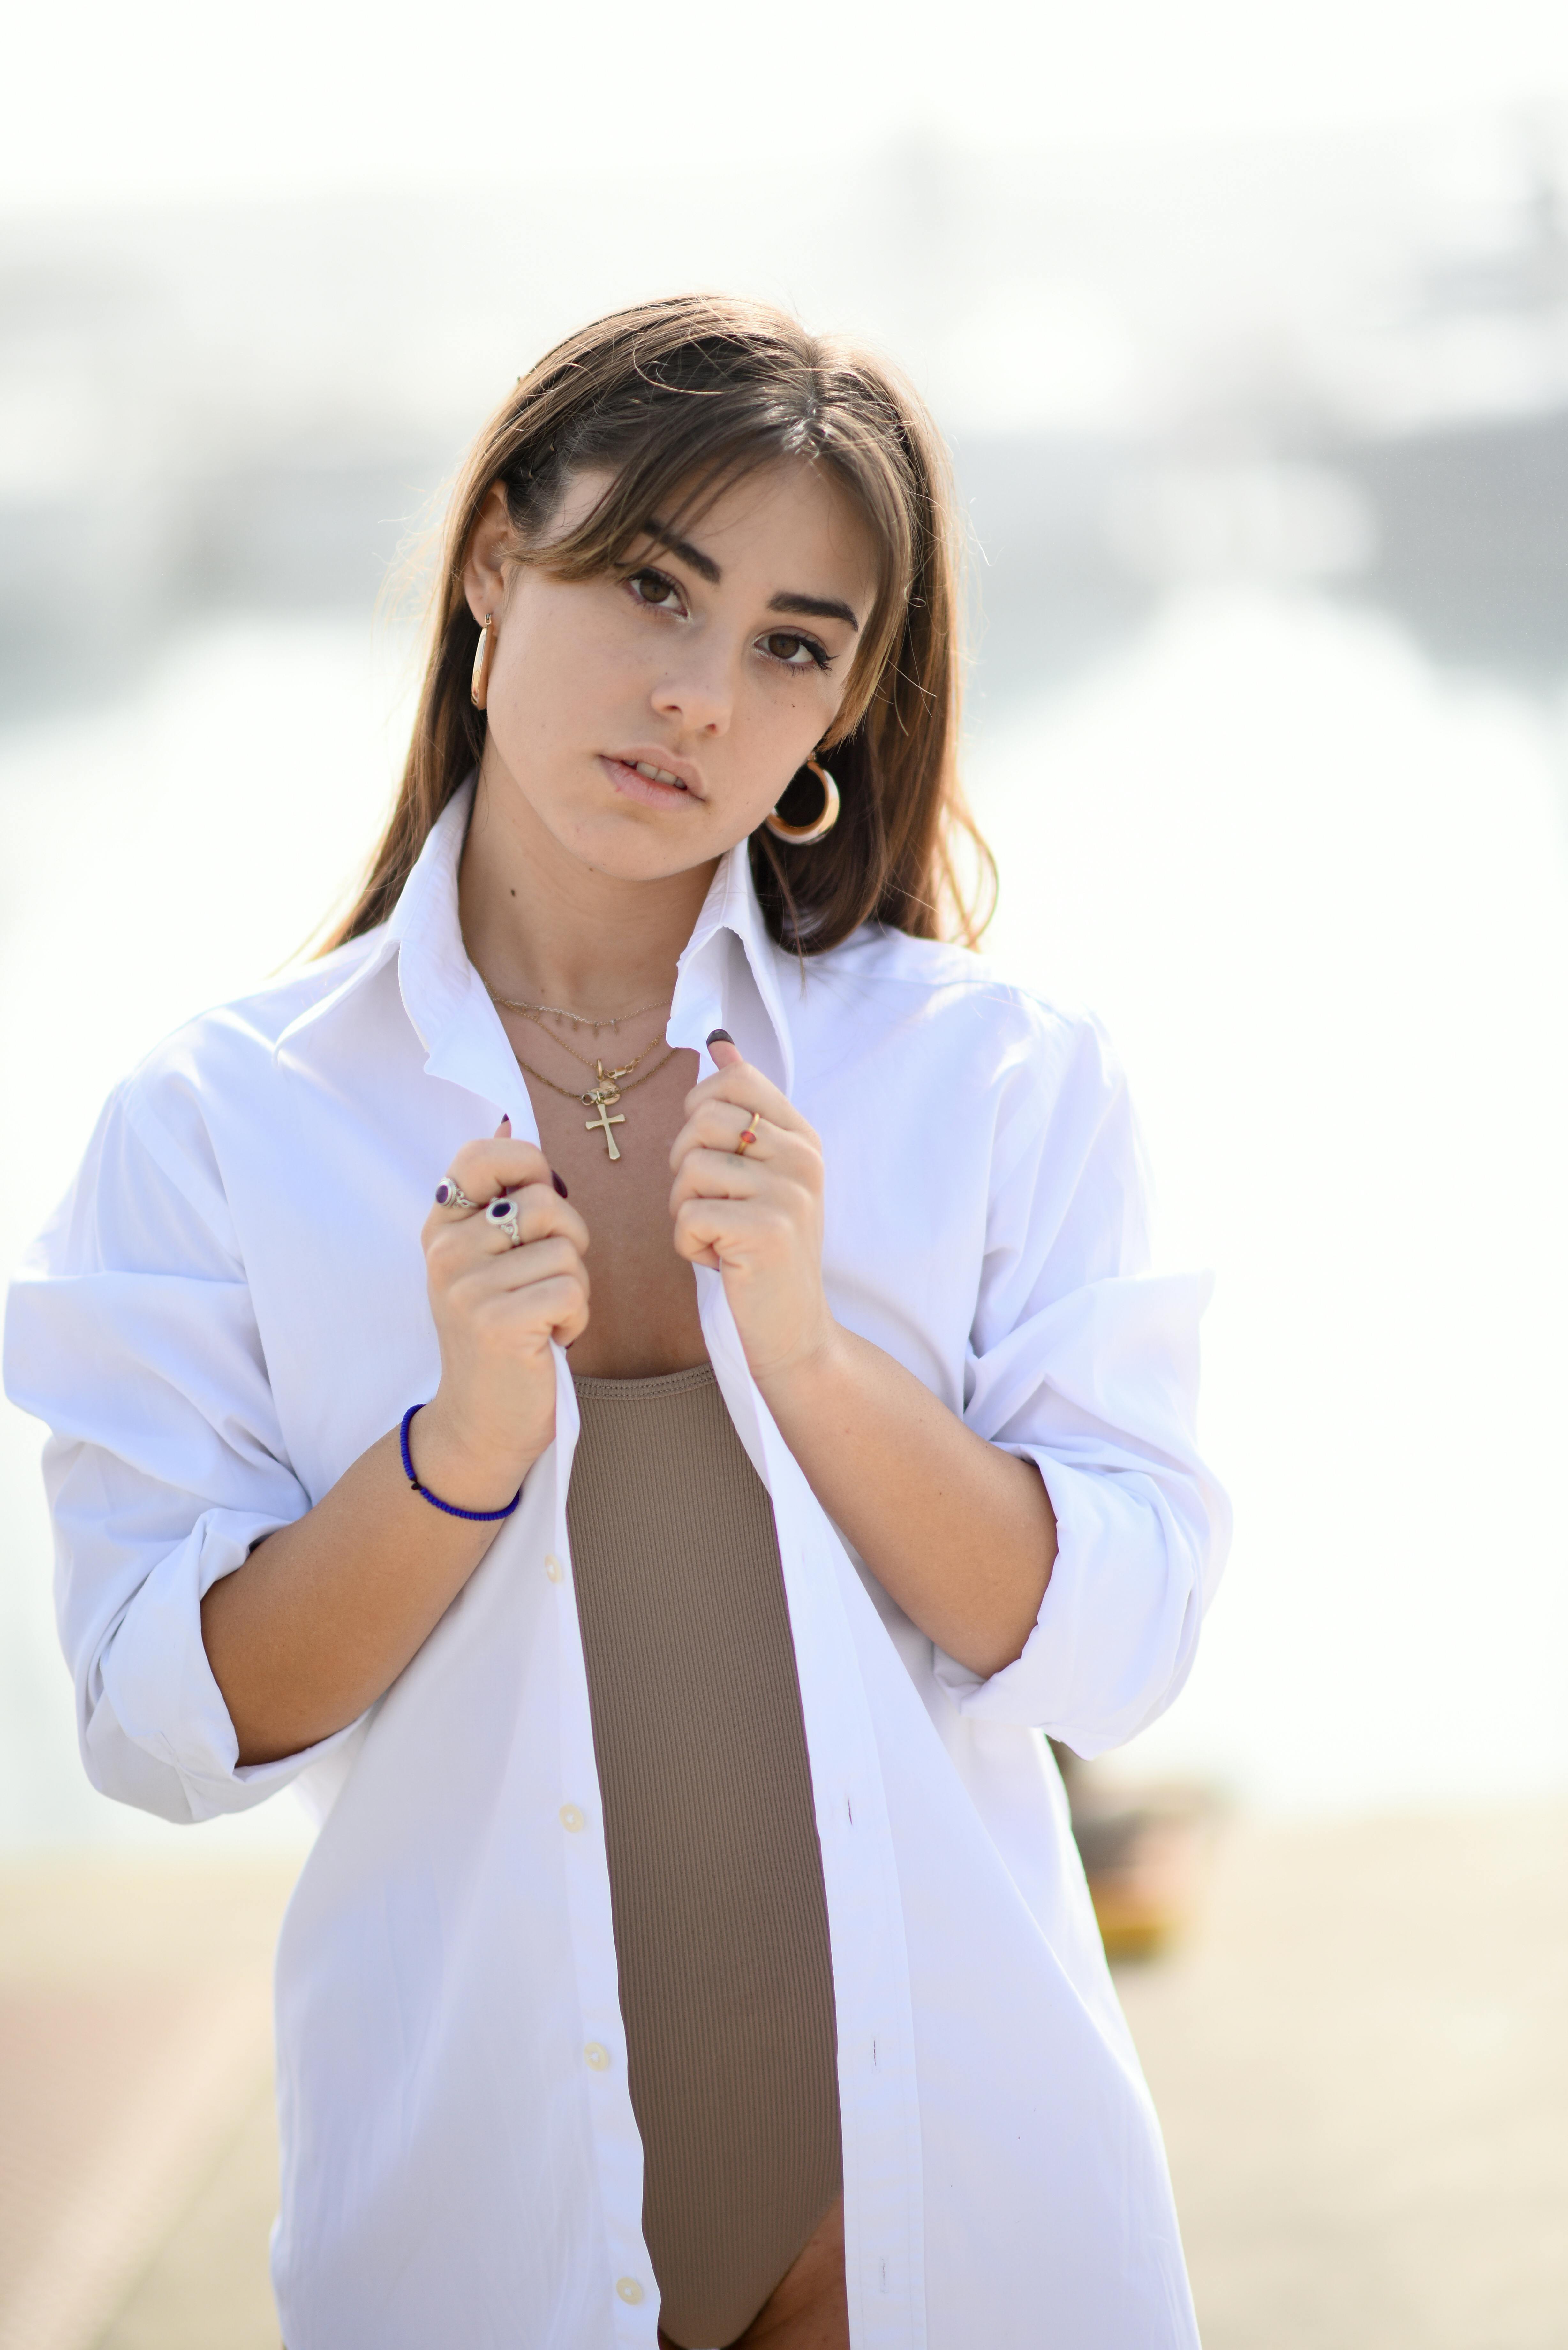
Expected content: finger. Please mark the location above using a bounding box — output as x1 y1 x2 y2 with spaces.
440 1136 563 1211
685 1053 811 1139
426 1180 588 1261
468 1266 591 1347
668 1098 776 1170
668 1144 766 1215
457 1232 590 1300
447 1248 591 1341
672 1193 778 1264
708 1036 744 1072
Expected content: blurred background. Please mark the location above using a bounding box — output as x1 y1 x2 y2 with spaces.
2 2 1565 2345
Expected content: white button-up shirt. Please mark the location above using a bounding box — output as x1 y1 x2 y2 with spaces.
6 783 1228 2349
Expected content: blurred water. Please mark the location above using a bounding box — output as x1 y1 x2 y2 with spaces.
1 596 1565 1847
971 590 1568 1811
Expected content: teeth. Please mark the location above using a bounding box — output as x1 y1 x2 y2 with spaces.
633 761 684 788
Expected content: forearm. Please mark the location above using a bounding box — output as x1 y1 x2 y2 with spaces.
758 1325 1056 1677
200 1410 529 1767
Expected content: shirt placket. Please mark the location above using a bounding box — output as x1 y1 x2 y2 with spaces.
414 951 663 2333
541 1354 663 2339
701 1280 926 2349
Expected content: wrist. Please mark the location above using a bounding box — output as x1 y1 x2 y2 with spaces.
750 1316 854 1418
408 1399 537 1515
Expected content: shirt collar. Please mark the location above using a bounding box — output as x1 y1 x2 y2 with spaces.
667 824 796 1097
277 777 797 1112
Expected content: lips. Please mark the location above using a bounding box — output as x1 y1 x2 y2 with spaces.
600 750 705 804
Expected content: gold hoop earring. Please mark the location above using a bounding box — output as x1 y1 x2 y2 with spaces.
764 758 840 846
470 613 496 710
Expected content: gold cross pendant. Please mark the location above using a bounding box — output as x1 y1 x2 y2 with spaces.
584 1084 627 1161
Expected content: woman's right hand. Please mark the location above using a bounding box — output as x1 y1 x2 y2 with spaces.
414 1126 590 1508
204 1125 588 1763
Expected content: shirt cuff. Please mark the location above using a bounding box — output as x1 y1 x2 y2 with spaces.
930 1449 1205 1754
87 1505 360 1824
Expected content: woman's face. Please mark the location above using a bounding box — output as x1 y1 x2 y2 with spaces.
463 457 878 883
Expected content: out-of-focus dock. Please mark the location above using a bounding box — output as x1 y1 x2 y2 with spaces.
1 1806 1564 2349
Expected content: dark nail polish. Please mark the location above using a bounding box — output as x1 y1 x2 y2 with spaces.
551 1170 569 1200
706 1028 734 1047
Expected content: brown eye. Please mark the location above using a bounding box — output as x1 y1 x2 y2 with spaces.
762 632 826 670
630 569 679 608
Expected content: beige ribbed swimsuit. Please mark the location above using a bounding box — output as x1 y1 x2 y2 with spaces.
567 1366 842 2350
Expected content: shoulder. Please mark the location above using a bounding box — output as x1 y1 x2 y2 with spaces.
17 935 393 1286
81 932 389 1224
796 923 1121 1103
117 931 388 1122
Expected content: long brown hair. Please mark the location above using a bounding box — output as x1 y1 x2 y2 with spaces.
327 294 993 956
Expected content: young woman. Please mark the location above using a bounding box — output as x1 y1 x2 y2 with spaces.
7 296 1227 2349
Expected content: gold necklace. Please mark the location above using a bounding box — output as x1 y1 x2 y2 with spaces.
511 1006 666 1086
485 985 672 1032
510 1043 680 1163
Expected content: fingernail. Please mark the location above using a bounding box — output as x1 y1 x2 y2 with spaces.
551 1170 569 1199
706 1028 733 1047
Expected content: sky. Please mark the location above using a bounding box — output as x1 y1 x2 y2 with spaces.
6 0 1568 212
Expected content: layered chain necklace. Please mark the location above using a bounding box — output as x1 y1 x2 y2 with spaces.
485 984 676 1162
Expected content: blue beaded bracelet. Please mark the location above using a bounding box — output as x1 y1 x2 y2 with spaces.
399 1404 522 1522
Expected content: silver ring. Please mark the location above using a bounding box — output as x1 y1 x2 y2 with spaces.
434 1176 479 1211
486 1196 523 1248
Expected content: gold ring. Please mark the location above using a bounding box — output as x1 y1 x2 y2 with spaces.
735 1113 761 1156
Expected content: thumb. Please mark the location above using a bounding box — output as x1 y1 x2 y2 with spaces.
705 1029 743 1071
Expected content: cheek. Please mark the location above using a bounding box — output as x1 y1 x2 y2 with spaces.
490 609 622 747
740 672 841 769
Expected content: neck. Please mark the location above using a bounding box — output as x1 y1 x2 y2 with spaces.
457 765 719 1020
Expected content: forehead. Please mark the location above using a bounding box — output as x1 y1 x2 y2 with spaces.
558 456 879 595
678 459 874 574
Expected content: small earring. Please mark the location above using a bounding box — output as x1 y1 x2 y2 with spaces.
470 613 496 710
764 758 840 846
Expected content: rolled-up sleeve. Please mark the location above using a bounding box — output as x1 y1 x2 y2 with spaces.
938 1012 1231 1753
4 1065 351 1823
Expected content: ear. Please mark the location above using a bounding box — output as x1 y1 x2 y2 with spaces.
462 482 515 626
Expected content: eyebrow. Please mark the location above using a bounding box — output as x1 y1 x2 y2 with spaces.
645 523 721 584
643 521 861 632
768 590 861 630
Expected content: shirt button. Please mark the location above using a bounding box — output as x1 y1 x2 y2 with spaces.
584 2042 610 2072
615 2277 645 2305
558 1803 585 1833
544 1553 564 1582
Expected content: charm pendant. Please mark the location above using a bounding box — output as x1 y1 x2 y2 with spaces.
583 1073 627 1160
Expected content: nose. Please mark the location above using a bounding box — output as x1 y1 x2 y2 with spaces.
649 634 734 735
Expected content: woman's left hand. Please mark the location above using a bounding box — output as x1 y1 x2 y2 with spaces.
668 1039 837 1385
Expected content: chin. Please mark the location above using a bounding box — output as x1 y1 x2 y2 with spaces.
570 813 731 883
